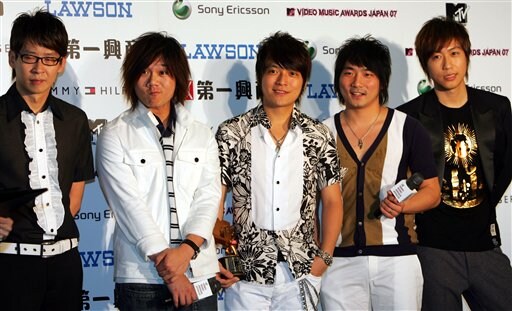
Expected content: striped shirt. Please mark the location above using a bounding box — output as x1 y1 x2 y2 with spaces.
156 113 182 246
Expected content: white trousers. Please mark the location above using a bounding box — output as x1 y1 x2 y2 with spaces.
225 262 322 311
320 255 423 311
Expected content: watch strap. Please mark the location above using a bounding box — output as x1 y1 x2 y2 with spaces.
181 239 200 260
316 249 333 266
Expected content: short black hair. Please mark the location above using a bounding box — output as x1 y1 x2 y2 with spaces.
121 32 190 109
334 35 391 105
255 31 311 103
10 8 68 79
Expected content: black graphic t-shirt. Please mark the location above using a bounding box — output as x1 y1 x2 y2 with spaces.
416 102 500 251
441 103 487 209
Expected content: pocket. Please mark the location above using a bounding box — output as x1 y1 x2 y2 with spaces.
115 283 169 309
123 150 162 174
174 149 205 193
299 274 322 310
305 273 322 292
123 150 163 196
120 283 162 298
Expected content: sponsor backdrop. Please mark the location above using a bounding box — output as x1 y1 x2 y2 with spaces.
0 1 510 310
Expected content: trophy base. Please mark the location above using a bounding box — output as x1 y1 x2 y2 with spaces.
219 256 245 280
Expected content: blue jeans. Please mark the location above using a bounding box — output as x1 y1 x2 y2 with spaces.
114 283 218 311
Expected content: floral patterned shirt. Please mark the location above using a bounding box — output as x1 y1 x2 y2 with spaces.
216 105 340 284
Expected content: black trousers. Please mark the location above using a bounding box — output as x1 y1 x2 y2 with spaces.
417 246 512 311
0 247 83 311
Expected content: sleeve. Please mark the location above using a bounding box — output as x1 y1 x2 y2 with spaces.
181 131 221 248
73 112 95 182
317 123 342 191
215 122 232 188
95 124 168 259
405 117 438 180
492 97 512 206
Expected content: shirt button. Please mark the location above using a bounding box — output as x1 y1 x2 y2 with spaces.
42 175 46 179
361 162 365 167
276 181 280 184
50 229 54 233
140 159 146 164
358 192 363 197
276 208 280 211
357 249 363 254
194 157 199 162
39 148 43 152
36 120 40 124
358 221 363 226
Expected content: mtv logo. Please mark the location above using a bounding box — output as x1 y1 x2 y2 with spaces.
89 119 108 145
405 48 414 56
186 80 194 100
89 119 107 134
287 8 295 16
446 3 469 24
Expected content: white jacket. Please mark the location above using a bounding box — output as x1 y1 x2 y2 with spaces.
96 103 221 283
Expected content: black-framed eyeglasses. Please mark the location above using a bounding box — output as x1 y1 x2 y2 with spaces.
18 53 62 66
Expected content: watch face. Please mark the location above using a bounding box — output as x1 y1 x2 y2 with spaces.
324 256 333 266
317 250 333 266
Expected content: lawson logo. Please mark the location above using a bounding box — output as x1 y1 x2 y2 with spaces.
44 0 133 18
182 43 259 60
80 250 114 268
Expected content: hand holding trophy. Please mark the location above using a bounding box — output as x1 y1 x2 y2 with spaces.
213 219 245 280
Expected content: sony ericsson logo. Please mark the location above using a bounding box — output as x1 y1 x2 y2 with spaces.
305 40 317 60
417 79 433 95
173 0 192 20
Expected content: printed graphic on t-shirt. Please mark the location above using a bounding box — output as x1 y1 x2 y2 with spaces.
442 123 486 208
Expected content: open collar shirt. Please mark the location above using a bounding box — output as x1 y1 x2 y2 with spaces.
216 104 341 284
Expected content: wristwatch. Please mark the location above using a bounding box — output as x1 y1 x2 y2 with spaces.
316 249 333 266
181 239 200 260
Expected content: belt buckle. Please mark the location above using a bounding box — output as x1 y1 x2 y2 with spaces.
41 240 57 258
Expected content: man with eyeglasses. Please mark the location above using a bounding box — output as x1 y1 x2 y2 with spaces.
0 9 94 311
17 54 64 66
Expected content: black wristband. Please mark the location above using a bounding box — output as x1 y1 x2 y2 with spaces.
181 239 200 260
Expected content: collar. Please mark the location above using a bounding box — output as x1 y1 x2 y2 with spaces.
250 104 301 130
136 101 192 130
154 107 176 138
5 84 64 121
422 85 492 117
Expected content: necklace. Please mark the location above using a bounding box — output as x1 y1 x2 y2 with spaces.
344 108 381 149
269 129 289 152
